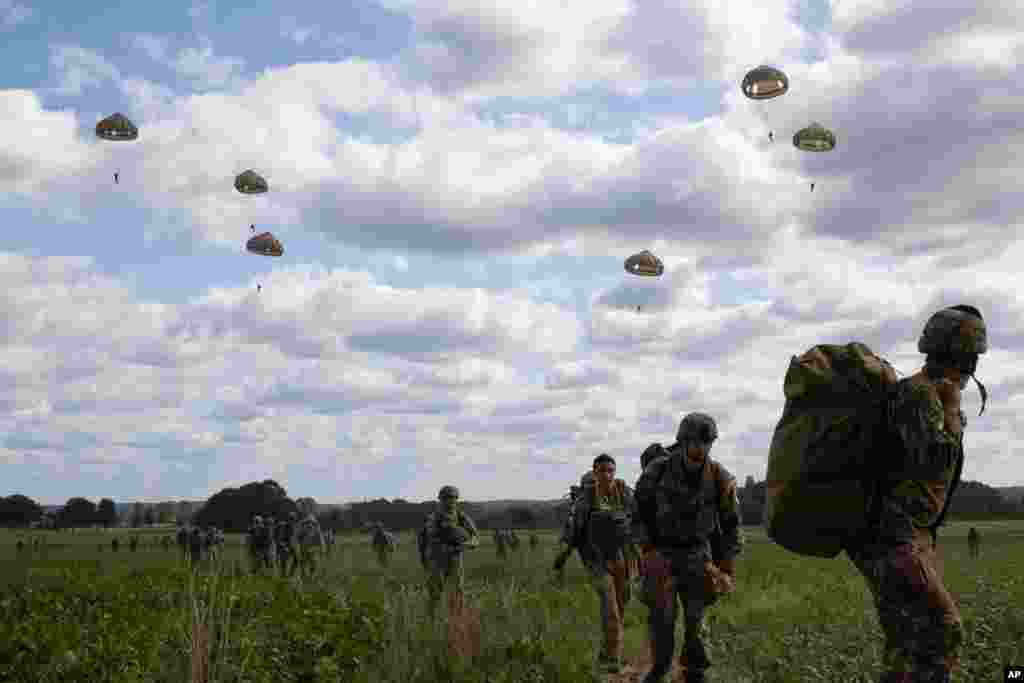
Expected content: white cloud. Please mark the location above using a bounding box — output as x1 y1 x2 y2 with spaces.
0 0 34 30
49 45 120 95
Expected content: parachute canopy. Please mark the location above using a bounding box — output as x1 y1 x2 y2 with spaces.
793 123 836 152
234 170 268 194
246 231 283 257
624 250 664 277
95 113 139 141
741 66 789 100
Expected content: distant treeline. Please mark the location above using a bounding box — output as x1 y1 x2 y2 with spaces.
3 478 1021 532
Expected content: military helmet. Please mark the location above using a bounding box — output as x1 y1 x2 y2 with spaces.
918 305 987 356
677 412 718 444
438 485 460 500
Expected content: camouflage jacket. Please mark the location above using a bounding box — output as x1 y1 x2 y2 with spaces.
632 451 744 563
567 479 637 568
870 374 965 545
418 508 478 560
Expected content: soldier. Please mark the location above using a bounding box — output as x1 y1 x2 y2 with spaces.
967 527 980 559
188 524 204 568
111 536 120 552
204 526 219 564
129 536 139 552
16 538 24 553
176 523 189 562
633 413 744 683
553 472 595 577
494 528 508 559
295 515 326 577
845 305 987 683
566 454 639 674
371 524 396 567
418 485 479 616
275 513 299 577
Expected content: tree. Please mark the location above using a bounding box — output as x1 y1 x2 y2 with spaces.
0 494 43 527
96 498 117 528
131 502 145 528
193 480 298 533
58 498 97 528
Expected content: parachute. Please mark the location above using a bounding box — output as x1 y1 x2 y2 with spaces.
764 342 898 558
95 113 139 141
624 250 664 277
246 232 283 257
741 65 789 100
234 170 268 195
793 123 836 152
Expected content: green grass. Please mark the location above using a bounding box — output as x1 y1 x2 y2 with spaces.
1 521 1022 682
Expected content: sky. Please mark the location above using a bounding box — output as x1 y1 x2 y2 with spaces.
1 0 1023 505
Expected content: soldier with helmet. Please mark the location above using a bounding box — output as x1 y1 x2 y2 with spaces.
846 305 988 683
418 485 479 616
248 515 275 573
632 413 744 683
552 471 595 577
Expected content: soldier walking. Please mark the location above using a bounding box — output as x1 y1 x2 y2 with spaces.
418 485 479 616
553 472 594 578
176 523 189 562
566 454 639 674
845 305 987 683
371 524 396 567
188 525 204 569
248 516 274 573
494 528 508 559
633 413 744 683
275 513 298 577
967 527 980 559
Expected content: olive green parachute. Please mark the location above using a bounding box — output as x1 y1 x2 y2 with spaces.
741 66 789 100
765 342 898 558
793 123 836 152
624 250 664 277
95 113 139 141
234 170 268 194
246 231 283 257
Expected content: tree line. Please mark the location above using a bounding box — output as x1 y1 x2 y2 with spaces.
3 477 1021 531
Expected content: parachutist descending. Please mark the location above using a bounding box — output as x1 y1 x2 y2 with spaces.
768 131 773 142
811 182 815 192
250 224 255 232
114 172 119 184
257 284 262 292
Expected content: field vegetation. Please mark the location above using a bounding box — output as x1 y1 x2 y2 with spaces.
1 520 1021 682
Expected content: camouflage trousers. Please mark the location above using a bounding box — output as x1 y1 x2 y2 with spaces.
641 548 717 682
848 528 962 683
374 545 392 566
427 550 465 615
589 557 633 662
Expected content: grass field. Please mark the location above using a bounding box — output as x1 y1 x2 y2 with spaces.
1 520 1022 682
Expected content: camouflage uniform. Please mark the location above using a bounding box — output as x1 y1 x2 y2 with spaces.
275 514 298 577
846 305 986 683
419 486 479 616
129 536 138 552
249 517 274 572
176 525 189 561
372 526 396 567
295 516 325 576
569 462 638 673
188 526 204 567
553 472 594 575
494 529 508 558
632 414 744 683
967 527 979 559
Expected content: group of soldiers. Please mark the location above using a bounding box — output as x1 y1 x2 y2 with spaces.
175 523 226 566
492 528 541 557
246 511 328 577
415 305 990 683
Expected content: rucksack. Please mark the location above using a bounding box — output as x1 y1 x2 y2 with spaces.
765 342 901 558
642 447 729 564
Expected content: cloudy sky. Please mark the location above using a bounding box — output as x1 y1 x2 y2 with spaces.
2 0 1022 505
